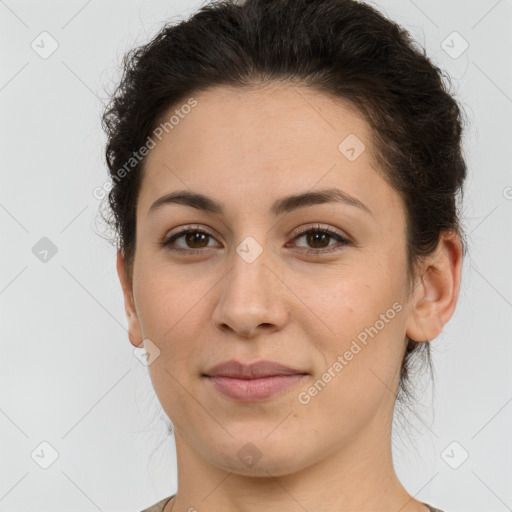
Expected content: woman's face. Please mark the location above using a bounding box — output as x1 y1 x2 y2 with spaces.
119 84 431 475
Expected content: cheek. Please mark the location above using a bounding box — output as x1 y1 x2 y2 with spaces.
134 259 209 335
139 271 206 420
294 263 407 385
134 265 218 380
293 284 406 435
294 271 390 341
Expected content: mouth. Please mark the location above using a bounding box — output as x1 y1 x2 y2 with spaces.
202 360 309 402
204 374 307 402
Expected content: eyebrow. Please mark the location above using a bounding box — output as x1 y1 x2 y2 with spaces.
148 188 373 217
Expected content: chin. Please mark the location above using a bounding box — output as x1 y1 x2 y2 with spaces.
207 439 311 478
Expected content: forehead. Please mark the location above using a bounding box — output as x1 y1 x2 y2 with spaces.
159 83 374 165
137 83 399 221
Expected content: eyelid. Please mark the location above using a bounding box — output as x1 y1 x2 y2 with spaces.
164 223 217 239
290 223 350 241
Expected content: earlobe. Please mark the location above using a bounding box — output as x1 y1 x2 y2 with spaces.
405 231 463 343
116 250 143 347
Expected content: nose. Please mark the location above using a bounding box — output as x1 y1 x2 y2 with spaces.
211 244 290 339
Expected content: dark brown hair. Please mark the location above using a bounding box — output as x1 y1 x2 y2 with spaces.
100 0 468 409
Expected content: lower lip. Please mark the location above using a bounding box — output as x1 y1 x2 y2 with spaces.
206 374 307 402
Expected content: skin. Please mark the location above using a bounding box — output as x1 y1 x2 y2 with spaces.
117 83 463 512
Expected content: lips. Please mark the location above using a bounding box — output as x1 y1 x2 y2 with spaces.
203 359 307 379
203 360 308 402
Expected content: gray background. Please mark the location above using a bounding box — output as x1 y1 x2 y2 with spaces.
1 1 511 511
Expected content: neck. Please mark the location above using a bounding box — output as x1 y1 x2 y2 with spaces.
167 417 428 512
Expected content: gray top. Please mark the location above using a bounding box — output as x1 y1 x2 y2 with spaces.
140 495 445 512
140 495 174 512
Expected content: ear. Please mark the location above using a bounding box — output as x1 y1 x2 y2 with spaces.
406 231 463 342
116 250 143 348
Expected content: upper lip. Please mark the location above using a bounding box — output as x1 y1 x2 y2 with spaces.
203 360 308 379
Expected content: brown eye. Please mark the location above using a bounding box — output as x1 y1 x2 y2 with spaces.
183 231 210 249
160 227 220 254
305 231 331 249
290 225 350 256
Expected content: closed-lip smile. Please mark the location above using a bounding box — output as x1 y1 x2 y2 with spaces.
203 360 309 402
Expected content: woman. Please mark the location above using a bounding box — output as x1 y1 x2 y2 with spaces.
101 0 467 510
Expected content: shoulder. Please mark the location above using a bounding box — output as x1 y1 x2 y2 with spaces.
424 504 445 512
139 496 444 512
139 495 175 512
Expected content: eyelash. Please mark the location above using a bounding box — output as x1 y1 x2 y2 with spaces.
159 223 350 257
